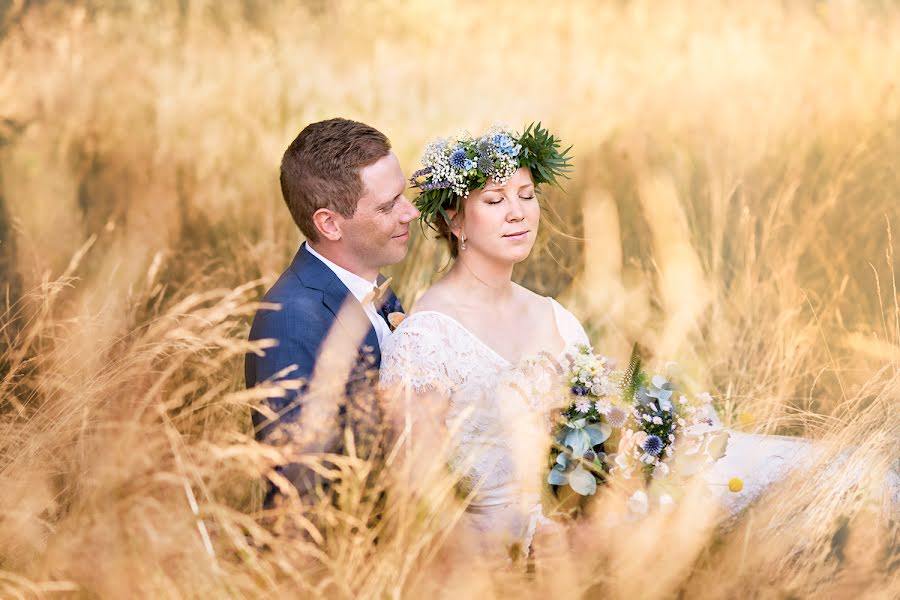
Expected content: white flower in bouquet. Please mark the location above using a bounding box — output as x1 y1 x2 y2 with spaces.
574 397 592 414
628 490 649 515
652 462 670 479
594 399 612 415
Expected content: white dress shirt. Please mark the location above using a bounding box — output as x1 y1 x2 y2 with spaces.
304 244 393 347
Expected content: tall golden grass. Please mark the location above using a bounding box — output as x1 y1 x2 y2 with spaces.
1 0 899 597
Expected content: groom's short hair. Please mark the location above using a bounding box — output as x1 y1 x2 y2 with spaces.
280 118 392 243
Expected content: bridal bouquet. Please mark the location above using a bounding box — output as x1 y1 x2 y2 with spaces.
549 345 729 501
547 347 624 495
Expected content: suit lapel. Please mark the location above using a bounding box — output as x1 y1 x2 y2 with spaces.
289 244 382 362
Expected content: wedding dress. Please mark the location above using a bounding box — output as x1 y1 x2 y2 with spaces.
380 298 900 557
379 297 590 559
702 429 900 519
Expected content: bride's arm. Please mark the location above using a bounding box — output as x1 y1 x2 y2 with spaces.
378 320 456 505
384 383 451 491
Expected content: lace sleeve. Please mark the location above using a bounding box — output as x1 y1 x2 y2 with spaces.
379 313 454 395
550 298 590 348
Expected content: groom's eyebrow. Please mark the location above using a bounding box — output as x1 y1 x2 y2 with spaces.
377 195 400 211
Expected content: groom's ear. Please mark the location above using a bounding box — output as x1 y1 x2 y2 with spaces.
312 208 343 242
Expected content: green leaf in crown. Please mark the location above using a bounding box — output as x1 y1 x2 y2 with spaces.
410 122 574 231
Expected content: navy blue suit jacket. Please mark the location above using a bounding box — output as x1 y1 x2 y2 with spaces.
245 243 401 501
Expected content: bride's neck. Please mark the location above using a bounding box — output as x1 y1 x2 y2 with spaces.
448 254 515 302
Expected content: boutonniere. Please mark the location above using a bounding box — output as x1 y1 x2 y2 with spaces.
387 311 406 331
370 277 405 331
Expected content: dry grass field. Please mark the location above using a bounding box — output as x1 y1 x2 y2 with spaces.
1 0 899 597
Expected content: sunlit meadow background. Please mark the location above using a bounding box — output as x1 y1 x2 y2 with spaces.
1 0 899 597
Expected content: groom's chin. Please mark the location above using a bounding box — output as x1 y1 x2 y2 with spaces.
383 239 412 264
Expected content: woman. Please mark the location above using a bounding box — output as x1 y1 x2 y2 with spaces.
379 124 900 561
379 125 583 560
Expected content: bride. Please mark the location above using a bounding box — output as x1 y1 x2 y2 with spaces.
379 124 581 559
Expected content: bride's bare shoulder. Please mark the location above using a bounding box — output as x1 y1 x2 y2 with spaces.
511 283 552 309
408 280 459 317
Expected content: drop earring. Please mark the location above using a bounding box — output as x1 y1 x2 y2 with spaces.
460 234 467 251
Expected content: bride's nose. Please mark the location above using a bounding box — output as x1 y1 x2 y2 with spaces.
506 196 525 221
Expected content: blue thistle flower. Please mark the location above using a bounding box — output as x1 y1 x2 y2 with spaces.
476 139 492 157
477 156 494 173
450 148 467 169
643 435 663 456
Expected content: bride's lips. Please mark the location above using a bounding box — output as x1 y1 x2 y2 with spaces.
502 230 530 241
392 231 410 241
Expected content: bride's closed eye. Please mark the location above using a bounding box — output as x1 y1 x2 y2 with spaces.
485 194 535 205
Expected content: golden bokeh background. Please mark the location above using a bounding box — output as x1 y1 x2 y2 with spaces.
1 1 898 597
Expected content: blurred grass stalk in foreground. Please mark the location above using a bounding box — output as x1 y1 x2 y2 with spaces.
1 0 899 596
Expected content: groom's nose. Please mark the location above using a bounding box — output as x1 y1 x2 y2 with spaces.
399 197 420 223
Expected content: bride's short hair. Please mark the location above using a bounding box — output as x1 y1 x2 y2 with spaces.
280 118 391 243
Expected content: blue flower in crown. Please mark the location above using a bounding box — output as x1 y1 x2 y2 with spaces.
411 122 573 231
493 134 513 148
449 148 467 169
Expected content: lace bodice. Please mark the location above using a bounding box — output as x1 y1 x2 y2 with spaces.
379 298 589 551
380 298 589 395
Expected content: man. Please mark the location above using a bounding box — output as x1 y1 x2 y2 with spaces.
245 118 419 506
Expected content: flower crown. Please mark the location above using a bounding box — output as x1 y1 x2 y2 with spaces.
410 122 573 230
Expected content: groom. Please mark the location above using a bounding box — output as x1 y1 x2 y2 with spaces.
245 118 419 506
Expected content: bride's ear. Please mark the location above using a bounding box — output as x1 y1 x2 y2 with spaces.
312 208 342 242
444 208 464 239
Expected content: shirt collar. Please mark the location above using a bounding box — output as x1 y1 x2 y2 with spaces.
304 243 377 303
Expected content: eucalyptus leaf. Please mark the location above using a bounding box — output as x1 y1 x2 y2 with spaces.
568 466 597 496
548 467 568 486
635 387 652 405
564 429 589 457
555 428 568 444
584 423 612 445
